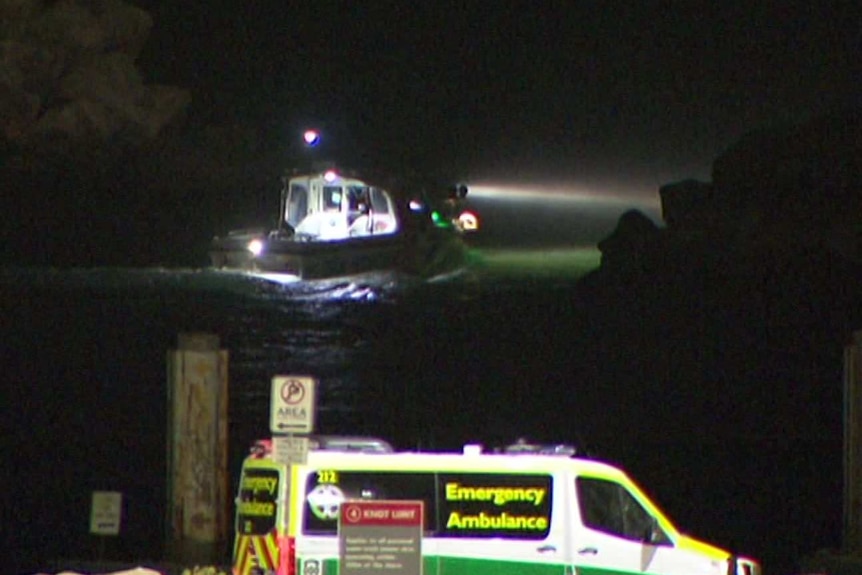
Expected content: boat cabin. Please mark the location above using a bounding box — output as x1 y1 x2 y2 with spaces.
281 170 400 241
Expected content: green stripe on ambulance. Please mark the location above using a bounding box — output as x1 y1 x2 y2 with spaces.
232 437 760 575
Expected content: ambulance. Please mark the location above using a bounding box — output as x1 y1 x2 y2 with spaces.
232 436 759 575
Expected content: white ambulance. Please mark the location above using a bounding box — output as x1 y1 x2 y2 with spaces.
232 436 759 575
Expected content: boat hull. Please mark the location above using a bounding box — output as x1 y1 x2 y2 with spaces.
209 230 467 280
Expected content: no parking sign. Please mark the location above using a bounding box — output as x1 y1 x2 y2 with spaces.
270 375 316 433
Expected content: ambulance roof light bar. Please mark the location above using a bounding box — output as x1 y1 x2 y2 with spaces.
310 436 394 453
499 438 579 456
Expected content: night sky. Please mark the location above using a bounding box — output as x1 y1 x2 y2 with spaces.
2 4 861 572
132 1 860 195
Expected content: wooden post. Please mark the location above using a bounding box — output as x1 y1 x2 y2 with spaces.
845 331 862 554
166 333 229 565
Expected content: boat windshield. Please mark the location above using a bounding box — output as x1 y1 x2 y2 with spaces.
286 183 309 227
323 186 343 211
288 178 400 240
368 187 391 215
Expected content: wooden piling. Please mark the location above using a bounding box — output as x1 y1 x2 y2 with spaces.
166 333 229 565
845 331 862 553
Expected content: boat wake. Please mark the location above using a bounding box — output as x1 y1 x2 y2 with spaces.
228 269 413 301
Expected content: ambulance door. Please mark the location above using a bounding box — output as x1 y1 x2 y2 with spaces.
299 469 439 575
571 475 727 575
570 475 678 575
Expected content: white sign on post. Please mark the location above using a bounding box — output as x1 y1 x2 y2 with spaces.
270 375 316 434
90 491 122 535
273 434 310 465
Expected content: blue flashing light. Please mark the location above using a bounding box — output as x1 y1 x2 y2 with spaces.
303 129 321 147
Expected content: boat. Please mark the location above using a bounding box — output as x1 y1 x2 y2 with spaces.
209 166 478 280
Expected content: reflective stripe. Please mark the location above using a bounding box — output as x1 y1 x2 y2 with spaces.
251 533 278 571
232 535 254 575
233 531 280 575
260 530 279 569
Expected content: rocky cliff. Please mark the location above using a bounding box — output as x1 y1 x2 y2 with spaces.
1 0 190 156
595 109 862 272
0 1 290 267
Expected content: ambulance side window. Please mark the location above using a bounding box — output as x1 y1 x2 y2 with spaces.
576 477 660 542
303 471 437 534
437 473 552 539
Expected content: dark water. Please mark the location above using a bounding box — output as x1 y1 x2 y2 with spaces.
0 263 844 575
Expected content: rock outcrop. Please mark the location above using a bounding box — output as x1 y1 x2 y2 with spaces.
0 0 204 267
594 109 862 273
711 110 862 258
0 0 190 154
579 113 862 574
596 208 660 271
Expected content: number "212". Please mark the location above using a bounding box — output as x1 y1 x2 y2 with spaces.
317 470 339 484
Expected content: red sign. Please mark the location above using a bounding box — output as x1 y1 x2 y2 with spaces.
340 500 423 527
